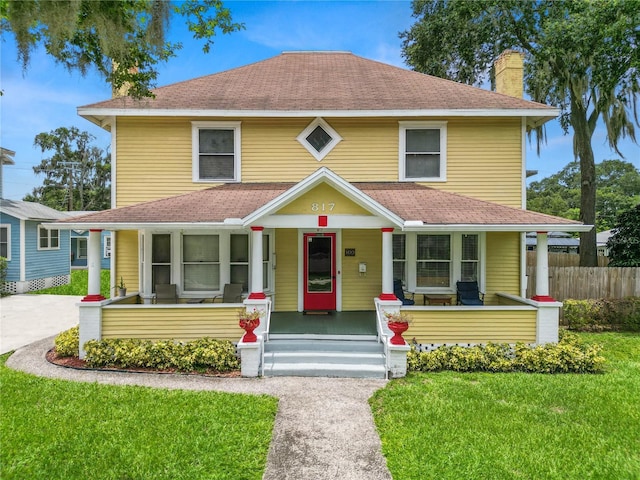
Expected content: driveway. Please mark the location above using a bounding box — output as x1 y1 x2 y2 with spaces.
0 294 81 354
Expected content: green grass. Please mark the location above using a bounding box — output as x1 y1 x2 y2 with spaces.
0 353 278 479
371 332 640 479
29 269 110 298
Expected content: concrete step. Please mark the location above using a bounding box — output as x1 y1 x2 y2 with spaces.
264 339 384 354
264 362 387 379
262 339 386 379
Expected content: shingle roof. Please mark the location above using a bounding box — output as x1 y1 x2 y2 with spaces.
56 181 582 228
80 52 552 113
1 199 70 221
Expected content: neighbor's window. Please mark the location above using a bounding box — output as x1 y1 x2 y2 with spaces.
77 238 88 259
0 225 10 259
152 234 171 291
182 235 220 292
399 121 447 181
104 235 112 258
192 121 241 182
38 226 59 250
416 234 450 288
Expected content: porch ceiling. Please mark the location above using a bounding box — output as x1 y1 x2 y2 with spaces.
50 178 589 232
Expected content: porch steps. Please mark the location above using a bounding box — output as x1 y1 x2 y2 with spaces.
262 339 386 379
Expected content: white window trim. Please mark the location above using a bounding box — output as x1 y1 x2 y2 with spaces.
398 121 447 182
399 232 484 294
0 224 11 260
104 235 112 258
191 121 242 183
297 117 343 161
37 225 60 251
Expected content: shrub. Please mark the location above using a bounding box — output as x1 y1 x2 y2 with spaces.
83 337 240 373
54 326 79 357
563 298 640 332
407 332 605 374
0 256 7 296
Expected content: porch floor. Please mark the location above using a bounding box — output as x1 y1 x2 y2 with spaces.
269 311 377 335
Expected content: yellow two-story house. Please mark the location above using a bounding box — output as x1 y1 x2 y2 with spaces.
56 51 590 377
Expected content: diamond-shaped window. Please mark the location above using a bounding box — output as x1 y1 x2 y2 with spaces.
297 118 342 161
306 126 332 153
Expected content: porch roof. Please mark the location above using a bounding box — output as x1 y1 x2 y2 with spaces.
51 181 590 233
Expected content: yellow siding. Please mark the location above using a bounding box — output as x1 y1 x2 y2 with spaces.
115 231 139 296
485 232 521 304
115 117 523 207
102 305 244 341
278 183 372 215
274 229 298 311
406 308 537 344
342 230 381 310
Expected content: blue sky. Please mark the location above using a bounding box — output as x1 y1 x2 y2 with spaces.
1 0 638 202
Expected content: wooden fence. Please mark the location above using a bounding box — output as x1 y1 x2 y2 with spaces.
526 252 609 267
526 266 640 300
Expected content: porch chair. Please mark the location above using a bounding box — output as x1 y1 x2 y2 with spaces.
155 284 178 304
456 281 484 306
213 283 244 303
393 279 415 306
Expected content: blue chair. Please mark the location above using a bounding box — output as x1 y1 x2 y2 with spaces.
456 281 484 306
393 279 415 305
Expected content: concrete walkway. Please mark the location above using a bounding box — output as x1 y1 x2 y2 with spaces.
0 294 81 354
6 336 393 480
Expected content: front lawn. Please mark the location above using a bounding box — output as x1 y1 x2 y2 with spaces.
0 354 278 480
371 332 640 479
29 269 110 298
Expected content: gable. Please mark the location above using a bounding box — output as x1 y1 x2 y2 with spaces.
276 183 373 216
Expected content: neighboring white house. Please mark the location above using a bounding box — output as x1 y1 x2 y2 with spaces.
596 230 613 256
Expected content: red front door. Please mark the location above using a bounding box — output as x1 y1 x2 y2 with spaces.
303 233 336 311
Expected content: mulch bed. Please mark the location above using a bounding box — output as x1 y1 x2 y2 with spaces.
46 349 241 377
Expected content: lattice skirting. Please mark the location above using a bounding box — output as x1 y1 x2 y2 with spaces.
3 274 71 294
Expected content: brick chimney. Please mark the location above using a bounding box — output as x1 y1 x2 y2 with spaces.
494 50 524 98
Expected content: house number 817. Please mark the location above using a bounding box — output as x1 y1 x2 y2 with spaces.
311 203 335 212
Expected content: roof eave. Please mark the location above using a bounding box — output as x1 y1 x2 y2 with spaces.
402 223 593 232
78 107 560 123
43 221 235 231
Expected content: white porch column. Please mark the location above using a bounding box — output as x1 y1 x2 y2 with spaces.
82 229 105 302
379 227 396 300
140 231 154 304
248 226 266 300
532 231 555 302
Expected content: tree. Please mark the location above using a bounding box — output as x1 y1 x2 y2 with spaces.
607 204 640 267
401 0 640 266
0 0 243 98
528 159 640 232
24 127 111 211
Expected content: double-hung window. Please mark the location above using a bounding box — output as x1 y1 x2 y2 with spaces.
152 234 172 291
392 234 407 285
192 121 241 182
230 234 249 292
393 233 483 292
416 235 451 288
38 225 59 250
399 121 447 181
182 235 220 292
461 234 479 281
